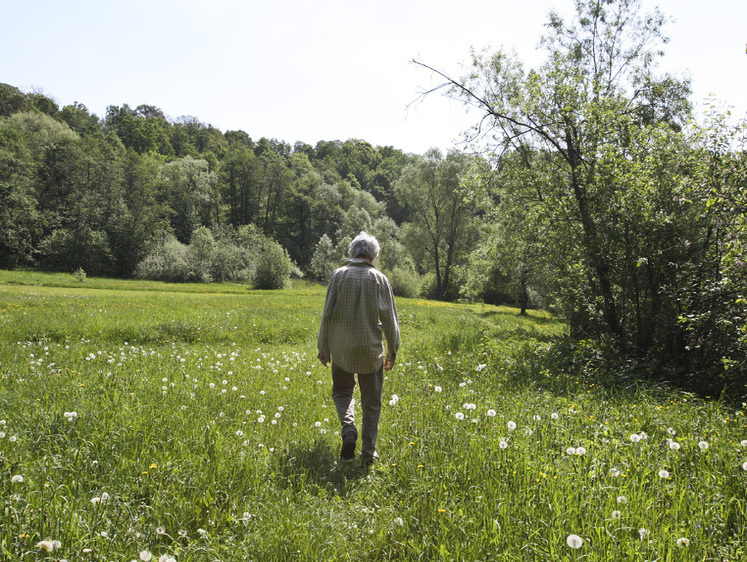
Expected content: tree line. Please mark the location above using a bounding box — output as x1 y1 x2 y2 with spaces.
1 0 745 395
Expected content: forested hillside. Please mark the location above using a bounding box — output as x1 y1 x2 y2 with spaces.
1 0 745 395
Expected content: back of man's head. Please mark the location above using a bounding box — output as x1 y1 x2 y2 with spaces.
349 232 380 261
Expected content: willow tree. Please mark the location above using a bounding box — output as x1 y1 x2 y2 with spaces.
416 0 700 357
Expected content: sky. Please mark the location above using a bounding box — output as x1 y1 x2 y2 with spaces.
2 0 745 154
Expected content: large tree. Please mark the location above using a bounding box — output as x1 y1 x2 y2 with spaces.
416 0 695 350
396 148 480 300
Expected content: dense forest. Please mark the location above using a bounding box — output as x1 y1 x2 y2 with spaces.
1 0 745 395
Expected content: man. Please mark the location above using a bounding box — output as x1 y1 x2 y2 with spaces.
317 232 400 465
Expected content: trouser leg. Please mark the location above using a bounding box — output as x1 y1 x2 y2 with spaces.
331 364 358 441
358 364 383 460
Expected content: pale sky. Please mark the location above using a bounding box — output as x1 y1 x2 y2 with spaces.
2 0 745 154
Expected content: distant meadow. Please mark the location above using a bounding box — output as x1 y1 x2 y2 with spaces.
1 270 745 560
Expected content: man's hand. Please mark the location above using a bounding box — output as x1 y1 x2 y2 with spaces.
384 351 396 371
317 351 330 367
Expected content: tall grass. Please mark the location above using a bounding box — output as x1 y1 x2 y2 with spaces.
0 271 745 560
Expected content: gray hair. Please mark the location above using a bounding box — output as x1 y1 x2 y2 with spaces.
348 231 380 260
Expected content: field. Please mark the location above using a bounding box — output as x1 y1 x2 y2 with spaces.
0 270 745 561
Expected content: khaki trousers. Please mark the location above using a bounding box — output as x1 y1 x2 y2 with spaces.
331 363 383 460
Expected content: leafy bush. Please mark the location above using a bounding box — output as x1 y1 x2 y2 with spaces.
386 265 422 298
135 235 191 282
252 240 293 289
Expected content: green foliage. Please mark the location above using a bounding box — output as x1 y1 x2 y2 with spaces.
252 240 293 290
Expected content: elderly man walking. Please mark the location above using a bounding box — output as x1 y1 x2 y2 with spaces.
317 232 400 465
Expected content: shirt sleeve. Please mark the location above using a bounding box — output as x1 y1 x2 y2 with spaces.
378 276 400 357
317 272 339 356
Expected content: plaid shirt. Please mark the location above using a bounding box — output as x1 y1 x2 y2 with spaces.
317 259 400 374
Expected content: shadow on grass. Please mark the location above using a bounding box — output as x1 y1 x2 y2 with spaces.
272 441 371 498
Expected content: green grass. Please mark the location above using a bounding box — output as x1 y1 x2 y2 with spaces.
0 271 745 560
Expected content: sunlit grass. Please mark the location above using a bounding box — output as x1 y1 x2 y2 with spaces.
0 271 745 560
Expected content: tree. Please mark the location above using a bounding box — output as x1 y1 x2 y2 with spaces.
395 148 480 300
415 0 693 345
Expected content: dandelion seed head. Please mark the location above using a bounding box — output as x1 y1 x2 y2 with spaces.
677 537 690 547
11 475 24 483
566 534 583 549
617 495 627 504
669 441 681 451
698 441 709 450
639 528 649 540
658 469 670 479
630 433 641 443
455 412 465 421
611 510 622 519
507 421 517 430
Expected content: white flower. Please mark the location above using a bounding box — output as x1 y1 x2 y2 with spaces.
677 537 690 547
455 412 465 421
155 526 166 535
629 433 641 443
197 528 207 537
742 461 747 471
667 427 677 436
741 439 747 447
566 534 583 549
551 412 559 420
507 421 517 430
669 441 681 451
315 421 321 427
639 431 648 440
36 540 56 552
609 468 621 477
566 447 577 455
10 475 24 483
139 551 153 561
393 516 404 526
658 469 670 479
575 446 586 455
617 495 627 504
486 409 496 417
611 510 622 519
533 415 541 421
639 528 649 540
499 439 508 449
698 441 709 450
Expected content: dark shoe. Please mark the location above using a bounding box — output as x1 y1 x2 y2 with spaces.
360 455 375 467
340 436 356 460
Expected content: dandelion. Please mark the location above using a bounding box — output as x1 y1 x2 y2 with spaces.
434 386 442 393
499 439 508 449
566 447 577 455
139 551 153 561
609 468 621 477
617 495 627 504
155 526 166 535
698 441 709 450
575 446 586 455
611 510 622 519
315 421 322 427
36 540 58 552
455 412 465 421
551 412 559 420
158 556 176 562
630 433 641 443
533 415 541 421
566 534 583 549
741 439 747 447
507 421 517 430
742 461 747 471
487 409 497 417
658 469 670 479
667 427 677 436
100 492 110 502
669 441 681 451
10 475 24 483
393 516 404 526
639 528 649 540
639 431 648 440
677 537 690 547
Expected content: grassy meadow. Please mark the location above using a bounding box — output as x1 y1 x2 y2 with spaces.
0 270 745 561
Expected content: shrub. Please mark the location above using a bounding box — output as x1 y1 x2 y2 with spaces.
252 241 293 289
386 266 422 298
